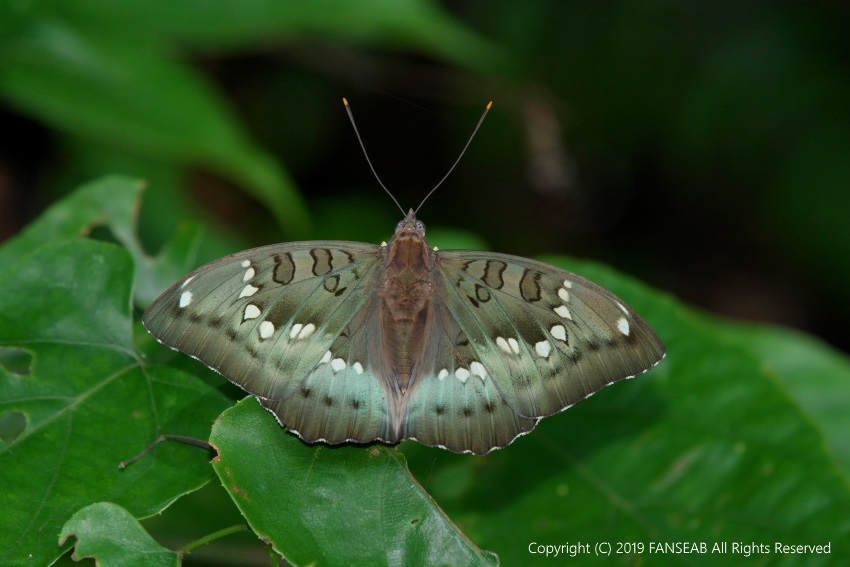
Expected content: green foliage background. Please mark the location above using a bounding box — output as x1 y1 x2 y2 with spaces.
1 2 849 566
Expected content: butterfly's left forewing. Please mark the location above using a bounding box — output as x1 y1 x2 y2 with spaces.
142 241 395 444
425 251 665 421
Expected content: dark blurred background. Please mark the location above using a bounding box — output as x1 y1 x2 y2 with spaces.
1 0 849 354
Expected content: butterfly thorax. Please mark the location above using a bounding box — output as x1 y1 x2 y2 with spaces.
379 211 435 397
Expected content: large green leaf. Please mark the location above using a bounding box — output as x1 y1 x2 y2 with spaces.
59 502 179 567
210 397 499 566
0 240 230 567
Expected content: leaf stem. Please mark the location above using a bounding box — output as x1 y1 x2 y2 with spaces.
179 524 250 555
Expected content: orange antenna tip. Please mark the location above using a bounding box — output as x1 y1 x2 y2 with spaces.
343 97 349 106
486 101 493 109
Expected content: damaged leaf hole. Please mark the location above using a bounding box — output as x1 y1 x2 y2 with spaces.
87 224 122 245
0 410 26 443
0 347 33 376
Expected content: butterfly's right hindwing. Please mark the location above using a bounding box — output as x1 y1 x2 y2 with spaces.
142 241 394 444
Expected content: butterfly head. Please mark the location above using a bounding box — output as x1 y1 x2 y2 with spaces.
388 209 431 268
395 209 426 239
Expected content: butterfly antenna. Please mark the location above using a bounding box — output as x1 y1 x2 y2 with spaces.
415 101 492 214
343 98 405 216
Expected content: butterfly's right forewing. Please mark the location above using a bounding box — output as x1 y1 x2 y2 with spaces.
142 241 395 444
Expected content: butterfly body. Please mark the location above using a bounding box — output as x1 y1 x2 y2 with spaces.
144 210 665 454
378 212 433 397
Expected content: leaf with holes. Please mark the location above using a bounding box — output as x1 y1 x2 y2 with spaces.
0 239 230 567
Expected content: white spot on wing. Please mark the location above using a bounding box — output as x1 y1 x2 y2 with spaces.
496 337 512 354
331 358 346 372
353 362 364 374
617 317 630 336
297 323 316 339
289 323 303 338
243 267 255 282
380 241 387 247
550 324 567 342
563 279 573 288
455 368 470 383
438 369 449 380
320 350 332 364
433 246 439 251
241 259 251 267
244 304 261 320
470 361 487 380
554 304 572 319
179 291 192 308
535 340 552 358
616 301 629 315
558 288 570 302
239 284 259 298
259 321 274 339
181 276 194 289
508 337 520 354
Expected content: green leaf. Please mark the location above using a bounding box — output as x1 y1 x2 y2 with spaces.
59 502 179 567
210 397 499 567
716 322 850 474
0 176 146 266
0 240 230 567
0 175 204 308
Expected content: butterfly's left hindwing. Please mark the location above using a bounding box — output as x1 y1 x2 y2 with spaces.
400 287 539 454
142 241 395 444
258 299 395 445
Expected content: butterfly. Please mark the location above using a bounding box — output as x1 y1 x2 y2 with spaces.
142 101 665 455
